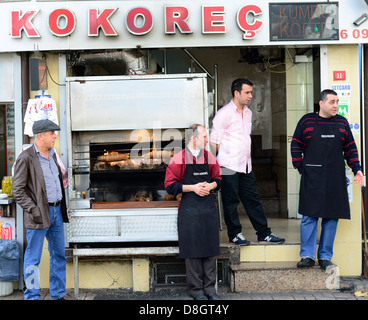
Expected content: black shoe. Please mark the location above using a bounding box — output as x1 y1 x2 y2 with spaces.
207 292 221 300
297 257 315 268
58 293 77 300
318 259 334 270
194 293 208 300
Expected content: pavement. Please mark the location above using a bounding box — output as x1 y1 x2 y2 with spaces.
2 279 368 318
2 276 368 301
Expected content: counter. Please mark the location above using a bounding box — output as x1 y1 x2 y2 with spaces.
0 198 14 205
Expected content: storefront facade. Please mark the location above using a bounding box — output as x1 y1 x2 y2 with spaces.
0 0 367 290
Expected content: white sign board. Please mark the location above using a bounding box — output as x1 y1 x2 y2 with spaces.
0 0 367 52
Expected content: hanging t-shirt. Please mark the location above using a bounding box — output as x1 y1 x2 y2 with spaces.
24 97 59 137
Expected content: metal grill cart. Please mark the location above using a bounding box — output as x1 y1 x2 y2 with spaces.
65 74 211 294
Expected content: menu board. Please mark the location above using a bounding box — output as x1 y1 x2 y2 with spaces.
5 104 15 176
270 2 339 41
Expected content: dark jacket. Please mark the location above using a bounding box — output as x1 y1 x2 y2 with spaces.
12 145 68 229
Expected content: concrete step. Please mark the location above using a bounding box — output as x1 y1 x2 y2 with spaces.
229 261 339 292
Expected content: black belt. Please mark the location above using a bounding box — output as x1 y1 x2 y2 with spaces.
48 200 62 207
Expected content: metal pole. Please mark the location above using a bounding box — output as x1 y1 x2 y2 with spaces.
214 64 218 112
163 49 167 74
183 49 214 80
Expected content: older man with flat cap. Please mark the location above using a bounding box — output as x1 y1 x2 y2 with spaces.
13 119 75 300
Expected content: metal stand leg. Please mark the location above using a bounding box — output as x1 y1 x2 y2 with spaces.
73 250 79 297
217 190 223 231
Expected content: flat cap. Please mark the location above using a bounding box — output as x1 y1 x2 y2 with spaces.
32 119 60 134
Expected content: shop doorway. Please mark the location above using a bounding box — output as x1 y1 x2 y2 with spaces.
185 47 288 218
175 46 320 219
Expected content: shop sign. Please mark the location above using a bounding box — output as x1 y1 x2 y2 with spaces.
11 5 263 40
5 104 15 176
331 84 351 97
337 99 350 120
269 2 339 41
333 71 346 81
1 0 366 52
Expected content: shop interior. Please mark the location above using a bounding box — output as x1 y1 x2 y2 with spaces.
67 45 321 226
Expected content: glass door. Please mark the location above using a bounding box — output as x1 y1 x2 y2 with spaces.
0 104 15 179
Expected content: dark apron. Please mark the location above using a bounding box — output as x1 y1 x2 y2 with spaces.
299 114 350 219
177 150 220 259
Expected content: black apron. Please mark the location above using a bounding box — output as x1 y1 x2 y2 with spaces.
299 114 350 219
177 150 220 259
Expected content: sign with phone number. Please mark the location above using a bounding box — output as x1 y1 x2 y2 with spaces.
340 28 368 39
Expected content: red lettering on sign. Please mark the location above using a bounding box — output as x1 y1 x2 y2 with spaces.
237 5 263 39
125 7 154 35
41 103 53 110
49 9 76 36
202 6 226 34
11 10 40 38
164 6 192 34
10 5 264 41
89 8 118 36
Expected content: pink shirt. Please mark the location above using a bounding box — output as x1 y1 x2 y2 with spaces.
210 99 252 174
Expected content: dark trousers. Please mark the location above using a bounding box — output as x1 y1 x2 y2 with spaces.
221 170 270 241
185 257 217 298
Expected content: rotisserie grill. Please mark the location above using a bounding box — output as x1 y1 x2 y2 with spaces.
89 141 182 204
66 74 210 243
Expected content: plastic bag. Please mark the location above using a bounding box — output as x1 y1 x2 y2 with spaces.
0 239 19 281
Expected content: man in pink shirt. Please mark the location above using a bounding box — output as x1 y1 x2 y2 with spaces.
210 78 285 245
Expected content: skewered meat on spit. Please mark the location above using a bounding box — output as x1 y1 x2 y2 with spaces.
93 150 174 170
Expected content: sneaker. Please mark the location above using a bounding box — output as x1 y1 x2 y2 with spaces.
297 257 315 268
258 233 285 244
230 233 250 246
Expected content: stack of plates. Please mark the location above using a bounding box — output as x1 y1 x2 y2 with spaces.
0 194 8 199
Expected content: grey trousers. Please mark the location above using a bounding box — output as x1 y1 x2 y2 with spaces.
185 256 217 298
